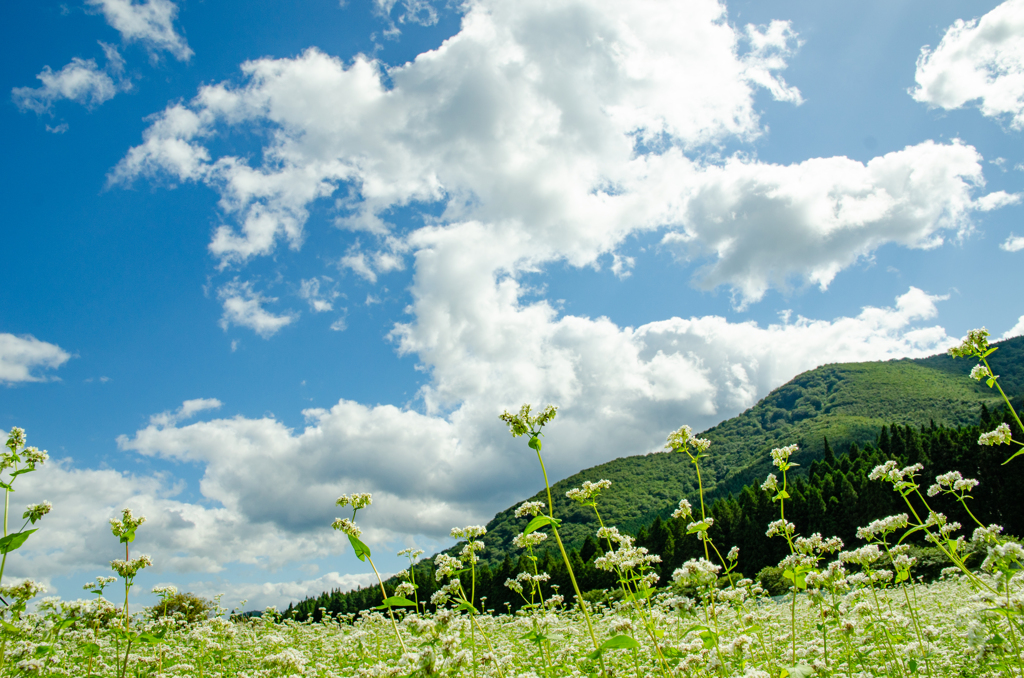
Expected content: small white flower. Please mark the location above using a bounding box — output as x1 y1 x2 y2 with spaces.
979 423 1012 446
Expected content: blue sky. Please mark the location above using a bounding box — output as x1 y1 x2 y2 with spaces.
3 0 1023 610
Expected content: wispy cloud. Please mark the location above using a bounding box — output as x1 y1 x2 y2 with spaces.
86 0 192 62
218 280 298 338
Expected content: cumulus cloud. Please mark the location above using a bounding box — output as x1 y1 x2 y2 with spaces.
912 0 1024 128
108 289 953 558
86 0 192 62
0 334 72 384
12 55 122 114
110 0 1010 311
218 281 298 338
1001 233 1024 251
661 141 1002 306
1002 316 1024 339
110 0 804 273
9 283 958 603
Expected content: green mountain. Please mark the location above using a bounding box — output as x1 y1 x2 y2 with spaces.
474 335 1024 565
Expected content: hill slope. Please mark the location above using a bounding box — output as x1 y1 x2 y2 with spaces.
473 335 1024 564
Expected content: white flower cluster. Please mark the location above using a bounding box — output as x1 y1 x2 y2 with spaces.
109 507 146 539
765 519 795 539
671 558 720 588
565 479 611 504
433 554 463 581
770 445 798 468
394 582 415 598
671 498 693 520
110 554 153 579
450 525 486 539
970 364 993 381
336 493 372 509
760 473 778 493
664 425 711 453
512 532 547 549
514 501 545 518
856 514 909 542
331 517 361 538
868 461 922 484
978 422 1012 446
928 470 980 497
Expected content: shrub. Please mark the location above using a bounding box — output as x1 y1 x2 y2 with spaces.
147 591 215 624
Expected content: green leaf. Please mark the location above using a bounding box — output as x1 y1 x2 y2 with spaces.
524 515 560 535
981 347 998 358
661 647 682 658
897 524 928 545
0 620 19 635
774 490 790 501
587 634 640 660
375 596 416 609
909 658 919 673
780 665 815 678
34 645 52 657
0 529 37 554
9 469 33 479
348 534 372 562
80 642 101 658
698 630 718 650
528 436 542 452
455 601 479 614
137 630 167 645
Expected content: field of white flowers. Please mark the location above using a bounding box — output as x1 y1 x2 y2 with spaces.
0 328 1021 678
0 571 1017 677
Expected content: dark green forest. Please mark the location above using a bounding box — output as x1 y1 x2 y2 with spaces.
286 399 1024 622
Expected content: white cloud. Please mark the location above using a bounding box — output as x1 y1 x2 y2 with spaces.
218 280 298 338
298 278 339 312
110 0 1010 310
661 140 1001 306
110 0 804 274
1002 316 1024 339
110 288 951 557
12 57 120 114
912 0 1024 128
0 334 72 384
8 286 958 603
1001 233 1024 251
149 398 222 427
187 571 381 612
86 0 193 62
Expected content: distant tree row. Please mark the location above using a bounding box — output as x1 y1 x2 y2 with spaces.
286 401 1023 622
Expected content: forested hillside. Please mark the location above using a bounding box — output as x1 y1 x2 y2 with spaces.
286 335 1024 619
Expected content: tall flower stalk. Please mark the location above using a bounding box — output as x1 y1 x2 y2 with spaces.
500 404 608 675
331 493 409 653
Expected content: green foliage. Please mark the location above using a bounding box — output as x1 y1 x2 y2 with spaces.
146 592 216 624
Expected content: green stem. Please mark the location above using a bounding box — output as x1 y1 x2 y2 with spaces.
534 447 606 676
367 555 407 653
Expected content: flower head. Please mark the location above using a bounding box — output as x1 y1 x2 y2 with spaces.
23 501 52 524
331 517 361 538
499 404 557 437
948 328 990 358
111 554 153 580
110 508 146 542
970 364 993 381
566 479 611 505
770 445 798 469
514 501 546 518
671 498 693 520
979 423 1012 446
336 493 372 509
